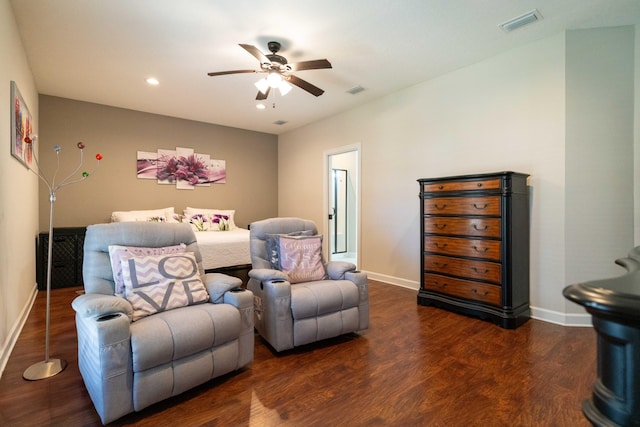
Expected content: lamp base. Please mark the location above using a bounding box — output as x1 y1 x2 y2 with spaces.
23 358 67 381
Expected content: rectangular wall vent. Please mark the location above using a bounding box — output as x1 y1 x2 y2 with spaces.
346 85 365 95
499 9 543 33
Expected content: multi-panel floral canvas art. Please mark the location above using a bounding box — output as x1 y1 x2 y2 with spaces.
137 147 226 190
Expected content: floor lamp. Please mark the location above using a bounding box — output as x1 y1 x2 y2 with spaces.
22 136 102 381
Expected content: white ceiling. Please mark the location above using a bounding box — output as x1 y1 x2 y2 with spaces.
10 0 640 135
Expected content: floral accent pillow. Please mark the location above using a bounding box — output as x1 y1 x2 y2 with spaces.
276 235 327 284
121 252 209 321
184 207 237 230
108 244 186 295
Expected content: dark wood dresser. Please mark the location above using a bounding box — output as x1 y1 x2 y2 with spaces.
417 171 530 329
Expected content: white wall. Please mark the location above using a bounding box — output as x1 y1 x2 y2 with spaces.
0 0 40 376
635 24 640 245
279 27 635 323
565 27 635 316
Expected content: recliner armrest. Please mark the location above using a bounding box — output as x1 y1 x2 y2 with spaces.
72 293 133 321
203 272 243 303
248 268 289 282
326 261 357 279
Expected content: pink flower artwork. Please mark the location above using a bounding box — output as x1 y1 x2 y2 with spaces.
136 147 226 189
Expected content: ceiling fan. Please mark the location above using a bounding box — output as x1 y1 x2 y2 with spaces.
207 41 332 100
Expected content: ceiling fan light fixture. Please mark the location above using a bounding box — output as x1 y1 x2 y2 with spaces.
254 78 269 94
279 80 292 96
267 72 282 88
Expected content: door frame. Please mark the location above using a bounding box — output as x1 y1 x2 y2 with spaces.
323 143 361 267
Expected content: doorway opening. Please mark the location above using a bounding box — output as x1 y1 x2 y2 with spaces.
325 144 360 267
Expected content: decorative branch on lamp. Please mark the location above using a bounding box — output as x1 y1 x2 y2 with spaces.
22 135 102 381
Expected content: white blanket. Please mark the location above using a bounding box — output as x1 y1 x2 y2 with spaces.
195 228 251 270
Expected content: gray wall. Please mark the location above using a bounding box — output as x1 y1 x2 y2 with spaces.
38 96 279 230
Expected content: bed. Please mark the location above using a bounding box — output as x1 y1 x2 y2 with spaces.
195 228 251 274
110 207 252 283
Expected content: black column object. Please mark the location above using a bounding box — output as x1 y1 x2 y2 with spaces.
563 246 640 427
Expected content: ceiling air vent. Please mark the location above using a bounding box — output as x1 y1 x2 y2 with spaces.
273 120 287 126
499 9 543 33
346 85 365 95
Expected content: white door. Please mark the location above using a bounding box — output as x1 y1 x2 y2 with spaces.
325 145 360 267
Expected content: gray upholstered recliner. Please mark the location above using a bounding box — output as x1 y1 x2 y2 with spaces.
72 222 254 424
247 217 368 352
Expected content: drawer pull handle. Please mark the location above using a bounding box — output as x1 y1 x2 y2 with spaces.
472 224 488 231
472 288 490 297
477 183 483 187
472 267 489 273
434 243 448 249
434 203 447 210
472 246 489 253
433 262 448 268
473 203 489 210
434 223 447 230
433 281 448 289
438 185 444 190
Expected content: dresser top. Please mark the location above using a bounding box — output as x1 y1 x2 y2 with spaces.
418 171 529 183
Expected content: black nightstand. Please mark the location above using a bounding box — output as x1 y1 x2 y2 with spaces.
36 227 86 290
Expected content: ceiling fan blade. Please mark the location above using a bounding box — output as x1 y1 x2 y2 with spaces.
287 74 325 97
256 87 271 101
290 59 332 72
239 44 270 65
207 69 257 77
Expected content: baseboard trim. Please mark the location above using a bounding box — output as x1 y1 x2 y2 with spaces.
365 271 419 290
364 272 592 328
531 306 592 327
0 284 38 379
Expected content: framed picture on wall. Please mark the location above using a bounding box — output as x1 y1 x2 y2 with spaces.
10 81 34 168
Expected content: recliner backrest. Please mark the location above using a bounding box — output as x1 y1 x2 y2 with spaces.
82 222 202 295
249 217 317 269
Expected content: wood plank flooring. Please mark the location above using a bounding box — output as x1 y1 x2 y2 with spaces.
0 281 596 426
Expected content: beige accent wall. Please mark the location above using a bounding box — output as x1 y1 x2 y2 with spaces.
38 96 278 231
279 28 636 324
1 0 40 376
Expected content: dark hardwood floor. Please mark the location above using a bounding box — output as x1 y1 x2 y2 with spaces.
0 281 596 426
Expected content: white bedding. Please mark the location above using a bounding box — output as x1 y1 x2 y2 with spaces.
195 228 251 270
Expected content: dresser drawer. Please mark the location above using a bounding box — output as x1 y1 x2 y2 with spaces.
424 217 501 238
422 178 502 193
424 236 501 261
423 196 501 216
424 254 502 283
423 273 501 306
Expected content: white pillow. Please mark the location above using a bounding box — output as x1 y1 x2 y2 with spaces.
184 207 237 230
111 207 175 223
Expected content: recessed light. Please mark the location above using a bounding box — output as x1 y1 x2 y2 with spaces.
256 104 266 110
146 77 160 86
